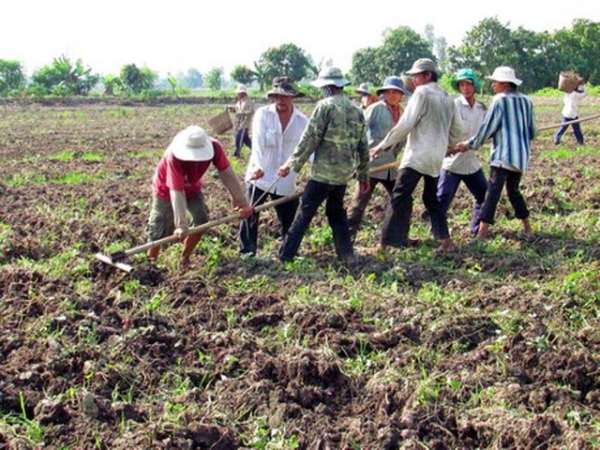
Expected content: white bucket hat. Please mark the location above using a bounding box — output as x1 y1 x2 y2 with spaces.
168 125 214 161
311 67 350 88
235 84 248 94
485 66 522 86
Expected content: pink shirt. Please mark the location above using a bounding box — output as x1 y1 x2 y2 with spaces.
152 139 230 201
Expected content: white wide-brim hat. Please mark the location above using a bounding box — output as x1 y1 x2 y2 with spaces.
235 84 248 94
168 125 214 161
311 67 350 88
485 66 522 86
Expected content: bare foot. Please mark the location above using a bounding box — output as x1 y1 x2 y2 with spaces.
435 239 456 254
364 243 386 256
477 221 491 241
343 254 358 267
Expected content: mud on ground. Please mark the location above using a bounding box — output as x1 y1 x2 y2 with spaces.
0 100 599 449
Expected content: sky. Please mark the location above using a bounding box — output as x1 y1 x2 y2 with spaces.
3 0 598 79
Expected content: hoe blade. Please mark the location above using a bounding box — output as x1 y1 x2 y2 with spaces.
94 253 134 273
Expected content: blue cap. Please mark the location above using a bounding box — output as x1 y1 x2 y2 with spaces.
376 76 411 96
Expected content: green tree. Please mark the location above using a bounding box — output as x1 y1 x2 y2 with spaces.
29 55 99 96
510 27 552 92
348 48 380 85
257 43 311 82
447 17 515 86
446 17 600 92
205 67 223 91
120 64 156 94
184 68 203 88
230 65 255 85
167 75 178 93
351 26 434 84
376 26 434 78
0 60 26 95
102 74 122 95
252 61 269 91
552 19 600 85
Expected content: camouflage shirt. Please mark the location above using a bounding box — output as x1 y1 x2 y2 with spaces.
286 94 369 185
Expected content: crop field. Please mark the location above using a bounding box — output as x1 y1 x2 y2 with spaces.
0 95 599 449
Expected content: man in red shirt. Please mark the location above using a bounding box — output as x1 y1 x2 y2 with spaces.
147 125 253 269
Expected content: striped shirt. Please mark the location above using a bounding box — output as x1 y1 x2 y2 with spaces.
467 90 537 172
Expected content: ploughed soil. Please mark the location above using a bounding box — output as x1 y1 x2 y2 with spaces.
0 98 599 449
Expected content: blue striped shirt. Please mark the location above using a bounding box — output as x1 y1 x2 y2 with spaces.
467 90 537 172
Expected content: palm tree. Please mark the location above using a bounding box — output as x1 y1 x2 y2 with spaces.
252 61 269 91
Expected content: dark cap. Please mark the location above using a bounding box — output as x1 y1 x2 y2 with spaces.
266 77 305 98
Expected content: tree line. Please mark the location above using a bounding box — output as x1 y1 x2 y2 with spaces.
0 17 597 97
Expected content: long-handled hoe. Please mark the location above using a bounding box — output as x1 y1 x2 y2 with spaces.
94 158 449 273
95 193 301 273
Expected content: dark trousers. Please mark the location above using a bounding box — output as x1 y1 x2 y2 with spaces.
239 184 299 255
234 128 252 156
347 176 395 237
437 168 488 234
382 167 449 247
479 166 529 225
279 180 353 262
554 116 584 145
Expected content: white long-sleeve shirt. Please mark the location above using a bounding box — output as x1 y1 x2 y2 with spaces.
245 104 308 196
442 96 487 175
562 86 586 119
378 82 464 177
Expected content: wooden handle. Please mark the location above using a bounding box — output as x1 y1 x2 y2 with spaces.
368 160 399 174
122 193 303 257
538 112 600 132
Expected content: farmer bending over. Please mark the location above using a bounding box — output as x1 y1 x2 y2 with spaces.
146 125 253 270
